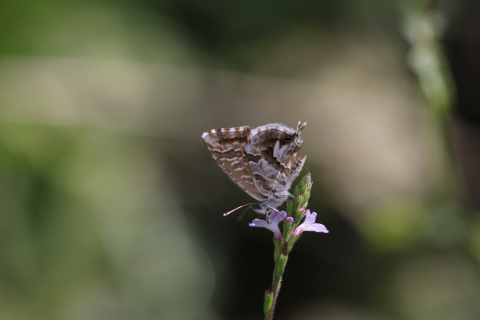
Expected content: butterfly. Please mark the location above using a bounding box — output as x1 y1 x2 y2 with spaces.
202 121 307 215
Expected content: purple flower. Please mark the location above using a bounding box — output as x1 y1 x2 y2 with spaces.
249 210 286 239
293 210 328 235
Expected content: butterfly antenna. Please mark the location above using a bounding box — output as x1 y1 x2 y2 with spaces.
223 203 256 217
296 121 307 135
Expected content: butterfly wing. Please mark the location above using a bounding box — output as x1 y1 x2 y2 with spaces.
244 123 306 207
202 126 266 202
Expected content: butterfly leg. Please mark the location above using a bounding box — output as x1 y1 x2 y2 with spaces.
264 206 273 223
264 206 286 223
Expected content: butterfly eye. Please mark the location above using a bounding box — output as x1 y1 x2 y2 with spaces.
285 136 292 141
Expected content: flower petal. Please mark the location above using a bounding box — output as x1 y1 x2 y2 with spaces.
304 210 316 225
270 210 286 224
293 210 328 236
249 211 284 239
305 223 329 233
249 219 269 228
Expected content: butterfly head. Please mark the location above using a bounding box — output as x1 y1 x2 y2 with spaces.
283 121 306 149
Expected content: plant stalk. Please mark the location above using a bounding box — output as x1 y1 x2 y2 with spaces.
265 244 288 320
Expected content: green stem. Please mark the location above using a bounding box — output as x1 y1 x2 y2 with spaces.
265 242 290 320
264 174 311 319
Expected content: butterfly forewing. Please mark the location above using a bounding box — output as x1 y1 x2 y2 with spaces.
202 127 266 202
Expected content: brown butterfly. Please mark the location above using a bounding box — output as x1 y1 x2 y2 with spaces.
202 121 307 215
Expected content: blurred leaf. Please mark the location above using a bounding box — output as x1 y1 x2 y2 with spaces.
359 197 427 251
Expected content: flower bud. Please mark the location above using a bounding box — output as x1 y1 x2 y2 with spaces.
287 233 301 253
298 175 312 207
276 254 288 277
294 208 307 223
264 290 273 314
298 173 312 194
273 237 282 261
286 198 294 217
293 194 303 214
301 199 309 210
282 217 295 239
294 182 302 197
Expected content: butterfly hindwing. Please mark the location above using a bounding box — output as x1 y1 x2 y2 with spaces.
244 124 305 207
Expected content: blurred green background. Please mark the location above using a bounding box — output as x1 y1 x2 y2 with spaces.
1 0 480 319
